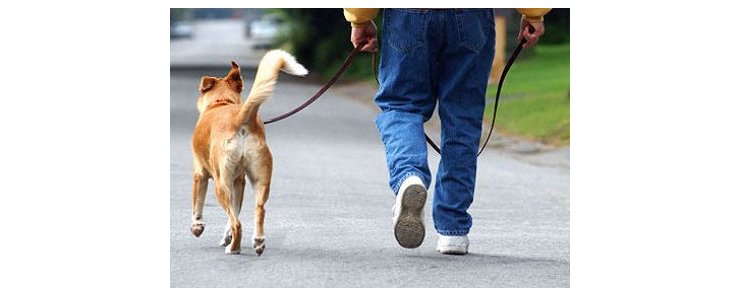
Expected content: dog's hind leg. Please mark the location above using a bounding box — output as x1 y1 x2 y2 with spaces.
191 169 209 237
219 223 231 246
220 176 246 246
251 181 269 256
215 182 242 254
247 151 272 256
251 177 271 256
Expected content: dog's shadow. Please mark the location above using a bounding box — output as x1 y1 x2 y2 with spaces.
212 243 567 267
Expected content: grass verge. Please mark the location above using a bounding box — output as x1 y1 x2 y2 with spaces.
485 43 570 146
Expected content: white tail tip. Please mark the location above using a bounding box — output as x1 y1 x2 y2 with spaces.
269 49 308 76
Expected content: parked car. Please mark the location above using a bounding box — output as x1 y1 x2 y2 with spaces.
170 21 194 39
247 14 286 49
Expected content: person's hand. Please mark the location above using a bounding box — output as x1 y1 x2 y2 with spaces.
517 17 546 48
350 21 378 52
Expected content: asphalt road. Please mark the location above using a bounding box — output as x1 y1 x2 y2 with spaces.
170 19 267 68
169 67 570 287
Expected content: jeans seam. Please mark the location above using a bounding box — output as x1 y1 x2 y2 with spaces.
436 229 469 236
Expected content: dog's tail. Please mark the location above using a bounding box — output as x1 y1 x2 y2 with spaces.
236 50 308 125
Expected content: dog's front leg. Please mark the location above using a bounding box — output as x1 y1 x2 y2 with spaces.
191 172 209 237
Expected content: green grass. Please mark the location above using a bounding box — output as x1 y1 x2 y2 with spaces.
485 43 570 146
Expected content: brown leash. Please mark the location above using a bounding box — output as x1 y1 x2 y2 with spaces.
264 27 531 157
262 43 365 125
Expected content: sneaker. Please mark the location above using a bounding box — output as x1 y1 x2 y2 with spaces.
436 235 469 255
392 175 427 248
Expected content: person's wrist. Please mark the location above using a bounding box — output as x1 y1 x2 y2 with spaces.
351 20 371 28
351 20 375 28
522 15 544 23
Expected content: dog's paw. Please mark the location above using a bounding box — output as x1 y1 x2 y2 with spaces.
191 223 205 237
219 234 232 247
253 237 265 256
224 245 241 255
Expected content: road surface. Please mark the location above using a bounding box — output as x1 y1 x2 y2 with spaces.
170 68 569 287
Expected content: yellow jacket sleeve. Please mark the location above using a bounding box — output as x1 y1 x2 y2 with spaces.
344 8 379 27
344 8 552 26
515 8 552 23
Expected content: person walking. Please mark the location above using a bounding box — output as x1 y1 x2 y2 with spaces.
344 8 551 255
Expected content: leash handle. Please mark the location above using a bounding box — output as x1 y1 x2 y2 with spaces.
527 24 535 34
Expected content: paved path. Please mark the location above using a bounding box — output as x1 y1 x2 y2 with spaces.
170 67 570 287
170 19 267 68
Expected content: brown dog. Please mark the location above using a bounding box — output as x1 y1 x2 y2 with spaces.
189 50 307 255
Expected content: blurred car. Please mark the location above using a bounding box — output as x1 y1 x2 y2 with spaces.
170 21 194 39
246 14 286 49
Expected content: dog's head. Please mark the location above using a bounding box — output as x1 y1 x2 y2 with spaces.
197 61 243 114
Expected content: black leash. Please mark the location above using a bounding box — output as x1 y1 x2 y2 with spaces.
415 28 533 156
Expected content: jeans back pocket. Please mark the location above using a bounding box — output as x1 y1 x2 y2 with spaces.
455 9 494 54
383 9 427 53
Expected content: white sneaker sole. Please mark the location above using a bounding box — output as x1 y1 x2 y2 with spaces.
394 184 426 248
437 246 468 255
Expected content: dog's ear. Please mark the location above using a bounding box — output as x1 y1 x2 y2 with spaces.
225 61 243 92
199 76 216 94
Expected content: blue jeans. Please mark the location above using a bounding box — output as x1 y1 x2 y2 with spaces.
375 8 495 236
